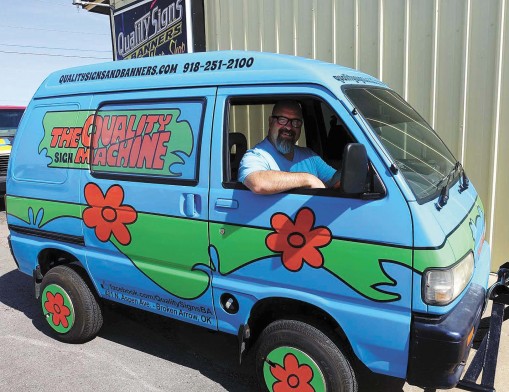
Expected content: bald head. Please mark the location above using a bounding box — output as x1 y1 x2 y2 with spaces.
271 100 303 118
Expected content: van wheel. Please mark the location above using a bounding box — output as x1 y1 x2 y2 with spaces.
256 320 357 392
40 265 103 343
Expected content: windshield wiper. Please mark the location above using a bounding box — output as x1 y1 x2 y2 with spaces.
435 161 470 210
435 161 460 210
458 162 469 192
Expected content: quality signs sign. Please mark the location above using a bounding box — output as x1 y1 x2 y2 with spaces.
112 0 205 60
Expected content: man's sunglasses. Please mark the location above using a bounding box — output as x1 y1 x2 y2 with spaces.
271 116 303 128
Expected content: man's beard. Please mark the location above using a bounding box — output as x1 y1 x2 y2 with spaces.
274 129 296 155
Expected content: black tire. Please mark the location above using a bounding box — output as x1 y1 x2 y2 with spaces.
256 319 357 392
40 264 103 343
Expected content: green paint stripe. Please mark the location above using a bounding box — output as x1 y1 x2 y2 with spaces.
7 196 81 227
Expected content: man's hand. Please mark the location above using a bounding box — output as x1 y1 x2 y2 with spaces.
244 170 325 195
328 170 342 189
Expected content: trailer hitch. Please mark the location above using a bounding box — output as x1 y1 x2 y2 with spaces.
457 263 509 392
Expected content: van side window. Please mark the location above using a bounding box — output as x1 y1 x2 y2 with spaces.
223 97 357 189
90 101 204 183
12 105 80 184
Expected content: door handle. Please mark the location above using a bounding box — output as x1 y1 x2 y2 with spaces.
184 193 197 217
215 198 239 209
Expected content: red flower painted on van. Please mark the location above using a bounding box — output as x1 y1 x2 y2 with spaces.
270 353 315 392
266 208 331 272
83 183 137 245
44 291 71 328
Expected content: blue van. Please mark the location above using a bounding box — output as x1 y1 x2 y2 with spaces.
5 51 505 391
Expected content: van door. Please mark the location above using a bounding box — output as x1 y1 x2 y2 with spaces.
80 88 217 330
209 85 414 378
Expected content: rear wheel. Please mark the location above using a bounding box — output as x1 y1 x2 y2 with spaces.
40 264 103 343
256 319 357 392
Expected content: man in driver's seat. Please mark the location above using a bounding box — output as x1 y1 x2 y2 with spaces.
238 100 341 194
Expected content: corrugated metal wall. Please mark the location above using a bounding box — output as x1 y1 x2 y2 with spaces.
204 0 508 271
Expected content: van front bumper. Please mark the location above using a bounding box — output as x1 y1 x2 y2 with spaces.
406 283 486 389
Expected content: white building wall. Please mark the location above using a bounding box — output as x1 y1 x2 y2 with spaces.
204 0 509 271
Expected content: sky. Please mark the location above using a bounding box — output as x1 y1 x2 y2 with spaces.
1 0 113 106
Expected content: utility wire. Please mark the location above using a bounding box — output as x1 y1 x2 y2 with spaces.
0 43 111 53
0 50 110 60
0 24 109 36
35 0 76 5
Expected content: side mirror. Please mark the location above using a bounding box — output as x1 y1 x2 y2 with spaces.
340 143 368 194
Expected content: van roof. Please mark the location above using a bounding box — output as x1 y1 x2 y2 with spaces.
34 50 386 99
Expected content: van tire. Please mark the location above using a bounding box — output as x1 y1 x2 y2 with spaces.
256 319 357 392
40 265 103 343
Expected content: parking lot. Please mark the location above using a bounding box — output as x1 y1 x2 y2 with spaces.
0 207 507 392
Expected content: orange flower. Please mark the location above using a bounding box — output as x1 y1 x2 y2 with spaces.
44 291 71 328
266 208 331 272
83 183 137 245
270 353 315 392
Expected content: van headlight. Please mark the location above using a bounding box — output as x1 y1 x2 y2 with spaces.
423 252 474 305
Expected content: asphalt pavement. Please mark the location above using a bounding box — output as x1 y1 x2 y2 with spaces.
0 208 507 392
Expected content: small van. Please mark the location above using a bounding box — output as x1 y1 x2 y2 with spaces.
0 106 25 195
6 51 506 391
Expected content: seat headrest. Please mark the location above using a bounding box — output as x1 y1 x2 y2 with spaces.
229 132 247 181
229 132 247 152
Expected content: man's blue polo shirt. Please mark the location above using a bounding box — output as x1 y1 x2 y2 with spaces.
238 137 336 185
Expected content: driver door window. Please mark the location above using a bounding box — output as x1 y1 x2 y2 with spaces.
223 96 355 190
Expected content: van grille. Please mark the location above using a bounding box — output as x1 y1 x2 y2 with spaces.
0 155 9 176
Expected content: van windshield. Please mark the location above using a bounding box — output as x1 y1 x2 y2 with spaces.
344 87 457 202
0 109 24 138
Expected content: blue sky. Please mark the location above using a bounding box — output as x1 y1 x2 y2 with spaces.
1 0 112 106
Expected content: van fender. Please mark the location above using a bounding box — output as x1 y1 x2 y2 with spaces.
234 295 352 365
35 246 89 298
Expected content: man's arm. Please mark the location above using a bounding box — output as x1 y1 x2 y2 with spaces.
327 170 342 189
244 170 326 195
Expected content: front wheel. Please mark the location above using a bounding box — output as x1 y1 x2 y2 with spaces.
256 319 357 392
40 264 103 343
